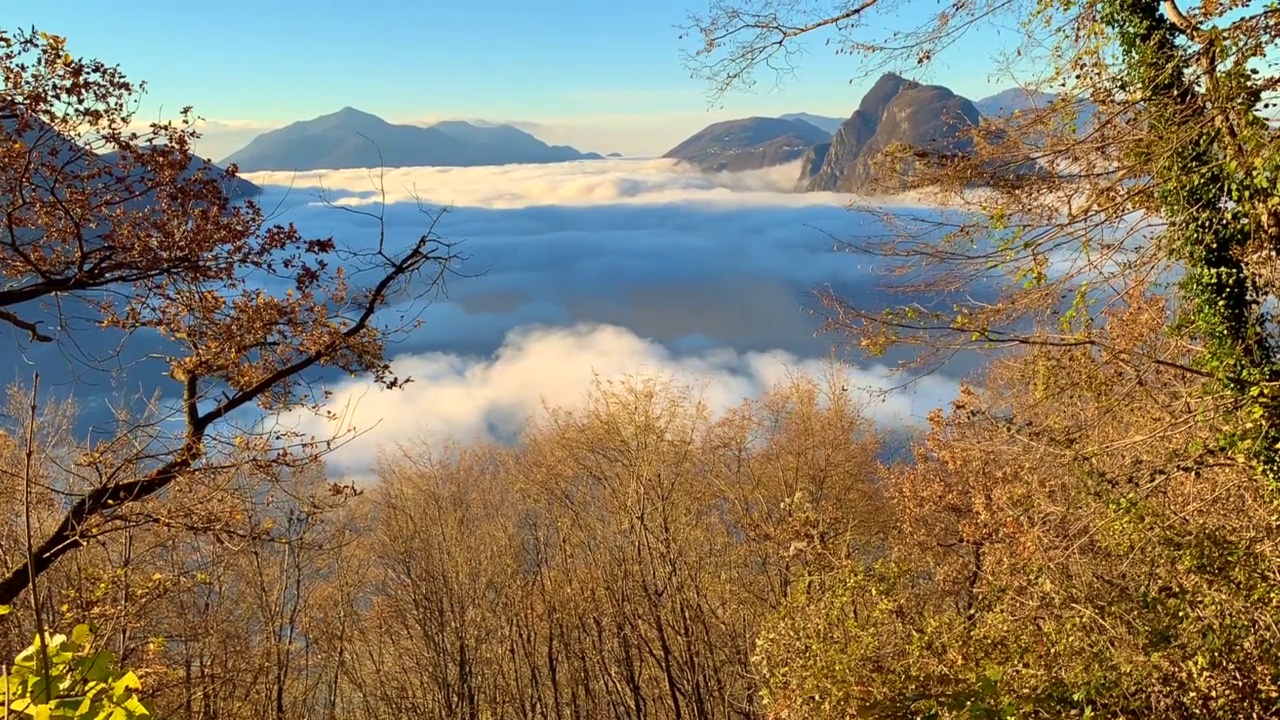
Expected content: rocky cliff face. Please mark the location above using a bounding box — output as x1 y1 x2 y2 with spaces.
800 111 879 192
797 142 831 184
798 74 981 193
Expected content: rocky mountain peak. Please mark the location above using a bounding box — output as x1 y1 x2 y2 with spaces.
797 76 981 192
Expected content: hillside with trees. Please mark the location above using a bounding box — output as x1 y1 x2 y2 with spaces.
4 0 1280 712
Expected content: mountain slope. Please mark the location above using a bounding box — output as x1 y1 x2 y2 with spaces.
222 108 602 171
99 151 261 200
779 112 846 134
0 107 233 419
662 117 832 172
2 104 260 202
974 87 1058 117
975 86 1099 142
797 73 983 193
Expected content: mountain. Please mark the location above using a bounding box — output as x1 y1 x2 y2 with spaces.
606 152 623 158
976 86 1099 141
797 73 983 193
975 87 1058 117
666 75 1045 193
662 117 832 172
221 108 602 171
428 120 601 162
98 151 261 200
778 112 846 134
1 103 260 202
191 157 262 199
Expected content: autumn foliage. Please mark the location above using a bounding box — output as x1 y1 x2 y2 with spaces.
6 0 1280 714
0 25 455 606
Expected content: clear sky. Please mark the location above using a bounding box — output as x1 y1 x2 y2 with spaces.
15 1 1020 158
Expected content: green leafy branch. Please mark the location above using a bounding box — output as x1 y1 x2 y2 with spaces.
0 606 153 720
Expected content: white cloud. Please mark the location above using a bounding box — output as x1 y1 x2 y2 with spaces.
244 158 840 208
236 160 987 368
284 323 957 479
20 113 1113 465
191 118 280 161
2 157 986 439
11 157 965 440
234 159 986 478
244 158 976 212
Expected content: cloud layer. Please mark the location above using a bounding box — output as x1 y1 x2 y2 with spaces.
286 323 958 479
245 158 836 208
0 157 972 475
244 163 796 357
242 159 989 363
248 159 984 475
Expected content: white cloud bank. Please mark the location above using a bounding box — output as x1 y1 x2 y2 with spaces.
240 159 977 364
286 323 958 479
244 158 847 209
234 158 982 479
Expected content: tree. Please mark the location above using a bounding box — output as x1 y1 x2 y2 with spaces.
0 26 459 605
683 0 1280 479
0 606 155 720
756 295 1280 718
305 374 885 720
683 0 1280 715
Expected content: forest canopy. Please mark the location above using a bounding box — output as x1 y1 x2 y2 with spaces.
4 0 1280 715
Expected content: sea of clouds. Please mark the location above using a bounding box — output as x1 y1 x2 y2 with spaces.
235 158 977 477
0 155 1150 479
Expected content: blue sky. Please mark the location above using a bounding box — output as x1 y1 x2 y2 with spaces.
17 1 1019 156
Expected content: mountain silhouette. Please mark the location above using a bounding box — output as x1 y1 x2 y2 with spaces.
664 74 1051 193
974 86 1098 139
974 87 1058 117
778 112 846 134
222 107 602 171
0 107 242 426
662 117 832 172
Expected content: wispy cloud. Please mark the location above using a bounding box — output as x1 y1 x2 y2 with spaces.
124 116 281 162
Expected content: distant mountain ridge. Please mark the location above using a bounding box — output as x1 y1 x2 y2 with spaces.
222 108 603 172
974 87 1058 117
778 113 846 134
661 117 832 172
665 76 1068 193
